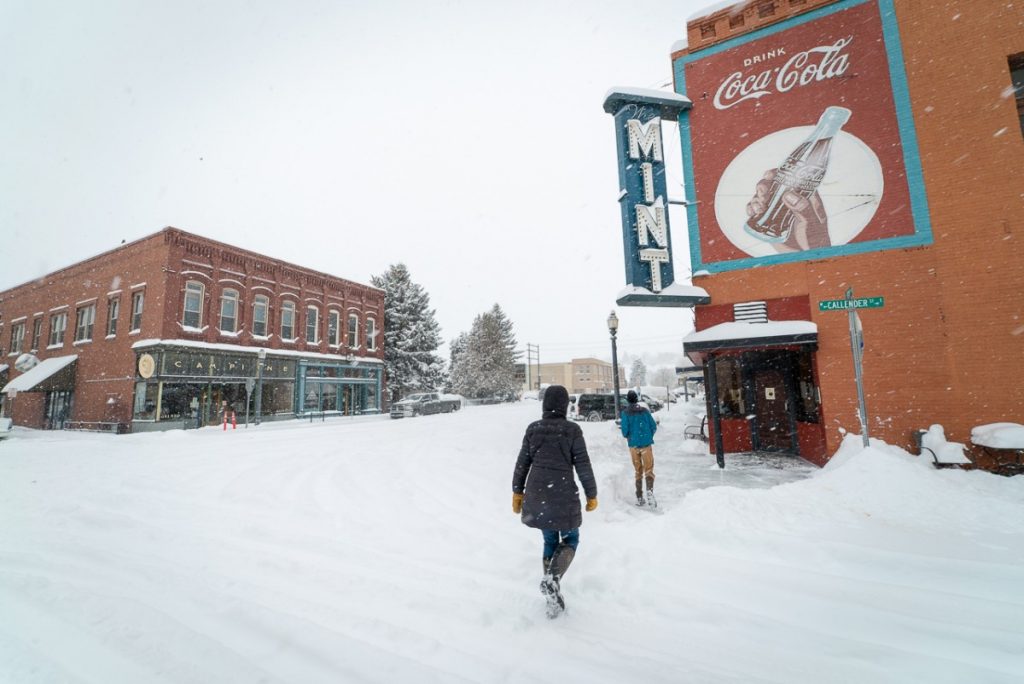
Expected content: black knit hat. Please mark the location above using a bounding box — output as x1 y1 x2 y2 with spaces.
542 385 570 417
626 390 638 404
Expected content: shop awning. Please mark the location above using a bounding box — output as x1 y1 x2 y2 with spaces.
683 321 817 362
1 354 78 394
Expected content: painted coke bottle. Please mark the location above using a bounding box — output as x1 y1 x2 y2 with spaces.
745 106 851 242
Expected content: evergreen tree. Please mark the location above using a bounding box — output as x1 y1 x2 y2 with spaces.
446 332 468 394
370 264 446 402
449 304 519 399
630 357 647 388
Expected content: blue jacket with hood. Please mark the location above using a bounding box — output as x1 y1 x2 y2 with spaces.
620 402 657 448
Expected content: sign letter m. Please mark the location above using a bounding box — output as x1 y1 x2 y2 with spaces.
627 118 663 162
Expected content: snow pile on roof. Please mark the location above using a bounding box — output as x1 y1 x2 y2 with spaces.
603 86 692 106
971 422 1024 449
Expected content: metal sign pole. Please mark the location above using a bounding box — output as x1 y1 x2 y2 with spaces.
846 288 870 448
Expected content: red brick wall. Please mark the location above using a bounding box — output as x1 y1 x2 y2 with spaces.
685 1 1024 461
159 229 385 362
0 232 169 427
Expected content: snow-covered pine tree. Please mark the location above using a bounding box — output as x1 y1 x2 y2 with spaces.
629 357 647 388
449 304 519 400
370 264 446 402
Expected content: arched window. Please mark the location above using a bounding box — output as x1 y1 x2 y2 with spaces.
281 300 296 340
328 310 341 346
306 306 319 343
183 281 204 328
219 289 239 333
347 313 359 349
252 295 269 337
366 317 377 351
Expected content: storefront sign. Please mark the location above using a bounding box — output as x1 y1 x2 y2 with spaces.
674 0 932 273
605 89 705 306
138 353 155 379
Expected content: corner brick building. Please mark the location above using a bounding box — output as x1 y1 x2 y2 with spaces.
0 227 385 431
669 0 1023 467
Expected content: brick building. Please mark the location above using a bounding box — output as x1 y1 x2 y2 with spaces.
521 358 627 395
0 227 385 431
667 0 1023 465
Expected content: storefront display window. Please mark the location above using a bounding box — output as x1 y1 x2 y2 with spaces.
795 351 820 423
133 381 159 420
715 356 744 417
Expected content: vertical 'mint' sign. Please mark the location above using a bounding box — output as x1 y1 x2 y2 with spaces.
603 88 707 307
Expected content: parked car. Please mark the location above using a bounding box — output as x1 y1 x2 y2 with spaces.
574 393 628 422
390 392 462 419
0 417 12 440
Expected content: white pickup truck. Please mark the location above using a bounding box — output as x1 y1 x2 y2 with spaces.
0 417 13 440
389 392 462 419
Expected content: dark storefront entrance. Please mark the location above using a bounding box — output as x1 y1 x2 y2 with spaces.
684 315 827 466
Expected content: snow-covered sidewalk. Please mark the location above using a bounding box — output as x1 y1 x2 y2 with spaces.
1 402 1022 683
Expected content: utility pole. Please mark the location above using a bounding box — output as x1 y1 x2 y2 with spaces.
525 343 541 392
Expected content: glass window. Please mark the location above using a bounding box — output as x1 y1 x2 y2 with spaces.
1010 54 1024 138
795 351 820 423
328 310 340 346
48 312 68 347
347 313 359 349
281 301 296 340
715 356 744 417
130 291 144 332
366 317 377 351
133 381 159 420
252 295 269 337
219 289 239 333
74 304 96 342
306 306 319 343
10 322 25 354
183 281 204 328
31 318 42 350
106 298 119 336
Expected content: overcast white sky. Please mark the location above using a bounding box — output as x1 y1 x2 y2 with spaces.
1 0 715 368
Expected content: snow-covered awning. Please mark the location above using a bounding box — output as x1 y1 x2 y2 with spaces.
683 320 818 358
1 354 78 394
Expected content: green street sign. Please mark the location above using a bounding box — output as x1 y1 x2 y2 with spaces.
818 296 884 311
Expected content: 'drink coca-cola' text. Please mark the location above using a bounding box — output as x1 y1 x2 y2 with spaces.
713 37 853 110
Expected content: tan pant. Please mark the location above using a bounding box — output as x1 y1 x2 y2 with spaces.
630 446 655 497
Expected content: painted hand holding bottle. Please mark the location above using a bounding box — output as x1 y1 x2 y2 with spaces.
745 106 851 244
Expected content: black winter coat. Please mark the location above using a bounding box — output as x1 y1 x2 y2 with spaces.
513 416 597 530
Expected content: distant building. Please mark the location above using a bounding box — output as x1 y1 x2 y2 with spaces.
0 227 385 431
520 358 626 395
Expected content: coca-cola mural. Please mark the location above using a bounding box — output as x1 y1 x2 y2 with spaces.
676 0 932 272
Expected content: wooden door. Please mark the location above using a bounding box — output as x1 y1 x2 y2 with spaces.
753 369 793 452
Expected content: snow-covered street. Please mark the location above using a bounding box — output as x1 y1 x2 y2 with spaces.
2 401 1023 683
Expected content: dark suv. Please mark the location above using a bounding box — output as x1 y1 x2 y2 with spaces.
574 393 627 422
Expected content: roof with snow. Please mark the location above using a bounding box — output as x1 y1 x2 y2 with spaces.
683 320 817 354
1 354 78 394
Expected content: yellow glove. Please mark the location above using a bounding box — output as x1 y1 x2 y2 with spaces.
586 497 598 512
512 492 524 514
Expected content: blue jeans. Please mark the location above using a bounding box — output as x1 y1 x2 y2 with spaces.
542 528 579 560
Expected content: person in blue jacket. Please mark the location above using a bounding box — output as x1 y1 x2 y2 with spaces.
620 390 658 507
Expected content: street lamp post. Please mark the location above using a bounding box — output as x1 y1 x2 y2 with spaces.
255 348 266 425
607 311 621 422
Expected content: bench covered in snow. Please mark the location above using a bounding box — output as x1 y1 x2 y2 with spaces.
915 425 972 469
970 423 1024 476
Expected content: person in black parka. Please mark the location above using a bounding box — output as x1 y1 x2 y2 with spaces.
512 385 597 614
